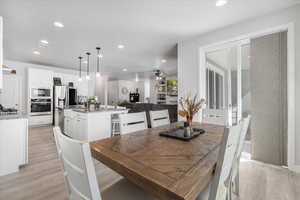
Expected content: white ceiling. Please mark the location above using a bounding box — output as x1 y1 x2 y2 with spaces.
0 0 298 79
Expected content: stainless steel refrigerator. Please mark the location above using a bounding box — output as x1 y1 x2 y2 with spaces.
53 86 66 127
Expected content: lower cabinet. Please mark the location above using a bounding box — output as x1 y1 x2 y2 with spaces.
73 116 87 140
0 117 28 176
63 110 111 142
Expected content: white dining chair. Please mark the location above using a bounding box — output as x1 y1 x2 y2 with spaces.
202 109 228 126
53 127 156 200
197 122 243 200
119 112 148 135
149 110 170 128
231 115 251 197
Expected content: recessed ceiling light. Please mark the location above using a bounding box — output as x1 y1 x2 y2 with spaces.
161 59 167 63
83 60 88 64
53 21 64 28
33 51 40 55
123 68 127 72
118 44 125 49
216 0 228 7
98 54 103 58
40 40 49 45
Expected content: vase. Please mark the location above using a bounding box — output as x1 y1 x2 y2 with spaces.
186 116 193 136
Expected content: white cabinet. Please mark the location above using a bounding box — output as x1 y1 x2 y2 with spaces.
28 68 53 89
53 72 89 96
0 17 3 89
77 79 89 96
0 117 28 176
0 74 20 109
63 110 129 142
64 109 73 137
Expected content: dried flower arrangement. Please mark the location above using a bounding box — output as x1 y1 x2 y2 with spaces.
178 93 206 124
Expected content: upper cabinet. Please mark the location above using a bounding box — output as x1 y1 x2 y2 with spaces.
0 17 3 89
28 68 53 89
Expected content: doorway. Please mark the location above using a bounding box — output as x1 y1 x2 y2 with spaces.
202 31 289 166
204 40 249 127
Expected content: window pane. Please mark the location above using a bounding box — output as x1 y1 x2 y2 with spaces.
209 70 215 109
206 68 209 107
215 73 224 109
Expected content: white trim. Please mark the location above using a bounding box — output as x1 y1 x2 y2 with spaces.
290 165 300 174
287 23 296 172
199 22 296 172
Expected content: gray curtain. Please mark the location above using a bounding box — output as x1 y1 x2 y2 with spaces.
250 31 287 166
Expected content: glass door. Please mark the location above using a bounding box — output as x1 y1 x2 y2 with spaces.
206 64 225 110
205 39 249 126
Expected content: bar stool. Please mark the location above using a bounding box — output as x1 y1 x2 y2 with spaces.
111 107 128 137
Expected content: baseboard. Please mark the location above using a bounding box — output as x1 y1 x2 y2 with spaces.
290 165 300 173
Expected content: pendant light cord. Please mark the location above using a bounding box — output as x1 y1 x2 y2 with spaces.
78 56 82 78
96 47 101 74
86 52 91 76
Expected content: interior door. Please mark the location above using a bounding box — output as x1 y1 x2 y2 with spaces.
205 41 248 126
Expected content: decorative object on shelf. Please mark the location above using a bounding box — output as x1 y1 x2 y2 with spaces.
121 87 129 95
153 69 165 80
167 79 178 96
86 96 98 111
86 52 91 80
155 76 167 104
78 56 83 81
96 47 101 77
178 93 206 136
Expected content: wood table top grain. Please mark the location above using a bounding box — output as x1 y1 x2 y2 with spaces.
90 122 225 200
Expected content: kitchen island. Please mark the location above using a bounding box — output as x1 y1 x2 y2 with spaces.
63 108 128 141
0 115 28 176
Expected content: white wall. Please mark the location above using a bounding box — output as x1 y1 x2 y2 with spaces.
0 17 3 90
107 79 147 104
178 5 300 168
95 75 108 105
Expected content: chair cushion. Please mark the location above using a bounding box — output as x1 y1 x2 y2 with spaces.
101 178 157 200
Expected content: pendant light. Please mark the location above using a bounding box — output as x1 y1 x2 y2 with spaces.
86 52 91 80
78 56 83 81
135 73 139 82
96 47 101 77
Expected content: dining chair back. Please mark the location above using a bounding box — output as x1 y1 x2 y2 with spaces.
149 110 170 128
202 109 227 126
119 112 148 135
210 123 242 200
53 127 101 200
231 115 251 196
197 123 243 200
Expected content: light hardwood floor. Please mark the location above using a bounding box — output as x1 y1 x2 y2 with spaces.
0 125 299 200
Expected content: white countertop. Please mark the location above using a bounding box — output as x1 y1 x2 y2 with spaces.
0 114 28 120
72 108 128 114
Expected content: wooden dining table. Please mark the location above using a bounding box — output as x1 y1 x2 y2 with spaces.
90 122 225 200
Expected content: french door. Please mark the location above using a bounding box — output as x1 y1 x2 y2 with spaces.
204 39 249 126
206 64 225 110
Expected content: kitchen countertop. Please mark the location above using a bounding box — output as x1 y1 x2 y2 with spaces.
57 105 86 110
0 114 29 120
72 108 128 113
